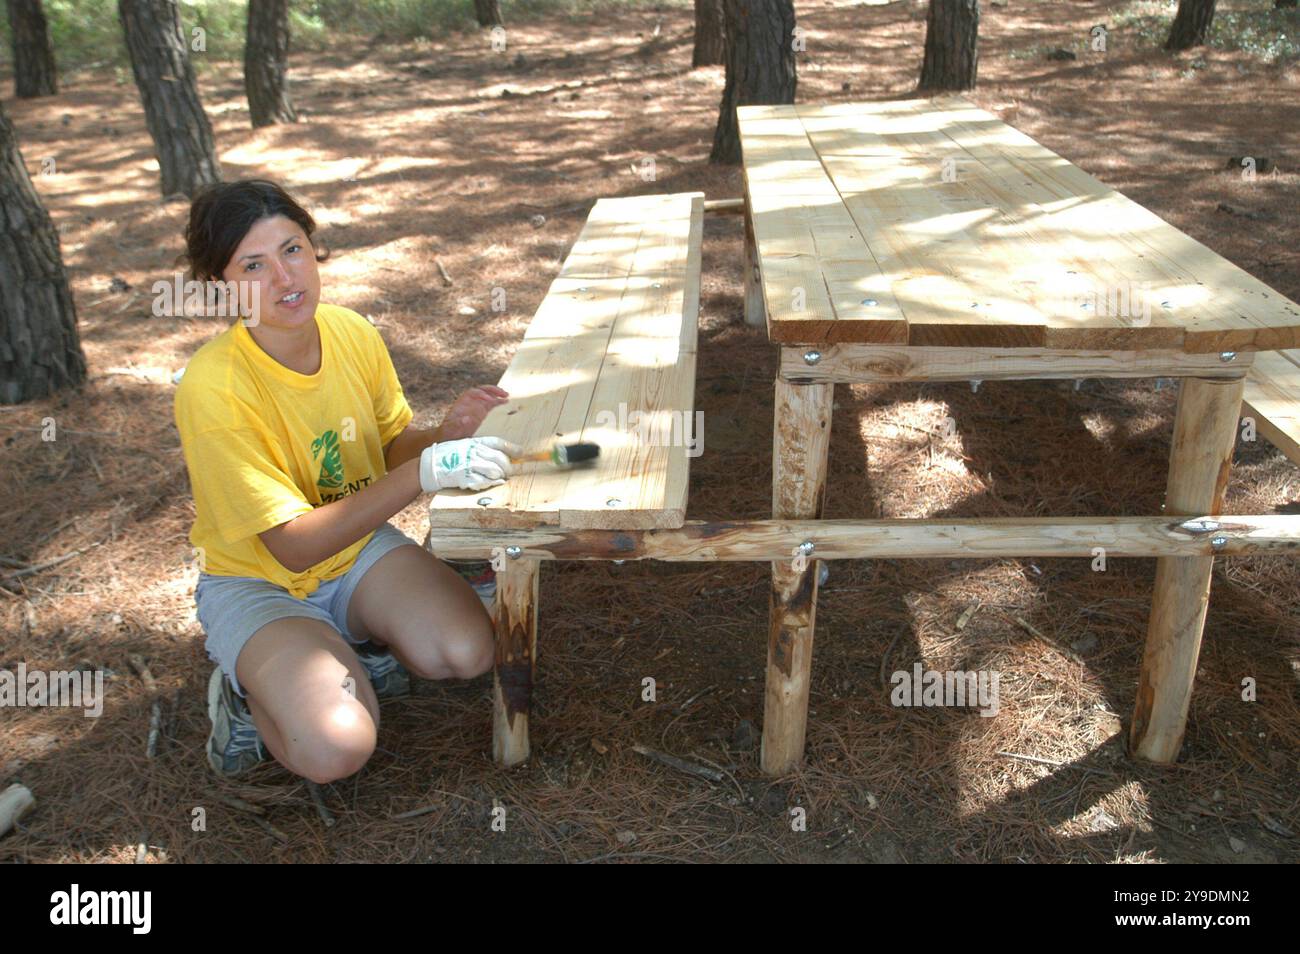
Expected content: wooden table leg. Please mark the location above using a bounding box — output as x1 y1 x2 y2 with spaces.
1131 375 1245 762
743 201 766 329
762 377 833 775
493 556 539 767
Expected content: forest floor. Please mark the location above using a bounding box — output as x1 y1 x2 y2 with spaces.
2 0 1298 863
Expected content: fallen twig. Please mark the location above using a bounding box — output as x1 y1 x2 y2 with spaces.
631 744 724 783
434 258 453 286
305 781 336 827
0 543 101 584
391 803 441 820
996 750 1116 778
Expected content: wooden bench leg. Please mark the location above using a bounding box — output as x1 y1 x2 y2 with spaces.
492 556 539 767
1131 375 1245 762
743 202 766 328
762 378 833 775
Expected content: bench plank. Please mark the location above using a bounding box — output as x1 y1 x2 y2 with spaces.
1245 350 1300 467
429 192 704 531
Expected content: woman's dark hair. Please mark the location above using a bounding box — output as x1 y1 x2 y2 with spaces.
182 179 329 282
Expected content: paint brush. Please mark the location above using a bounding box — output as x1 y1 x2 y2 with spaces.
510 442 601 467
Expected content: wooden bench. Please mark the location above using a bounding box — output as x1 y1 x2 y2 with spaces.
427 191 705 765
1244 350 1300 468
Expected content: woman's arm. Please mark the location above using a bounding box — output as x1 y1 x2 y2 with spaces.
384 424 441 472
384 385 511 471
259 458 422 574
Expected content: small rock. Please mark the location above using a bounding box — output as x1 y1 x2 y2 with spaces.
1088 808 1118 832
109 276 131 294
109 612 123 626
590 738 608 755
61 113 72 126
1046 48 1077 61
615 830 637 845
1229 836 1247 854
731 719 757 751
529 214 546 228
457 305 477 317
1071 633 1099 654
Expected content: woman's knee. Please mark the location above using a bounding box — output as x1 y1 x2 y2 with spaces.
281 701 377 783
399 615 494 680
236 616 381 781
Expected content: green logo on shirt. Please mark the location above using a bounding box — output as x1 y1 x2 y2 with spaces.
311 430 344 490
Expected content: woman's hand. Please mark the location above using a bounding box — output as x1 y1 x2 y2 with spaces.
419 436 522 492
438 385 509 441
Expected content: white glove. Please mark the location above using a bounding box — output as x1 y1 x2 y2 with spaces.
419 436 521 493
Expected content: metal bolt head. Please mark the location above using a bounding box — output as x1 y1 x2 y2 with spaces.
803 350 822 365
1219 351 1237 363
651 282 661 289
1210 535 1228 550
477 496 493 507
798 541 815 556
612 559 626 565
861 298 878 306
606 497 622 507
1179 518 1221 534
504 545 522 559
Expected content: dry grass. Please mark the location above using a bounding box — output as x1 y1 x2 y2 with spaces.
1 0 1298 863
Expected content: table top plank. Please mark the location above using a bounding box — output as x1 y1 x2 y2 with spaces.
740 97 1300 352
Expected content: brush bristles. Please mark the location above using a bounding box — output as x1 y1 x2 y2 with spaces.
556 442 601 465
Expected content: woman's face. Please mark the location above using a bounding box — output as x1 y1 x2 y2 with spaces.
220 213 322 331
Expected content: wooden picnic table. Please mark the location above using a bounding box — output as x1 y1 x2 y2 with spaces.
738 96 1300 774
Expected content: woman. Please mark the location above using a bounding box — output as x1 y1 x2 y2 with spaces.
173 179 520 783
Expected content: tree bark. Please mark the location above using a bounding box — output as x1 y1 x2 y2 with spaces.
0 103 86 405
918 0 979 92
710 0 796 165
1165 0 1217 51
6 0 58 98
245 0 297 127
474 0 503 28
693 0 726 67
118 0 221 198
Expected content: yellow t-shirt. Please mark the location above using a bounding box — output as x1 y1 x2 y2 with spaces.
173 303 414 598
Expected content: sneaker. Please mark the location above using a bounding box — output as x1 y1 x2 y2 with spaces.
206 668 266 778
355 644 411 699
447 558 497 611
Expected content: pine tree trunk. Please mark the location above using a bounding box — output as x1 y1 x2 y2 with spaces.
918 0 979 92
118 0 221 198
474 0 503 28
693 0 726 67
1165 0 1217 51
245 0 297 127
6 0 58 98
0 103 86 405
710 0 796 165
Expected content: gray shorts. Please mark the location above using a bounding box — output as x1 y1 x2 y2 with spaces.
195 522 421 698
